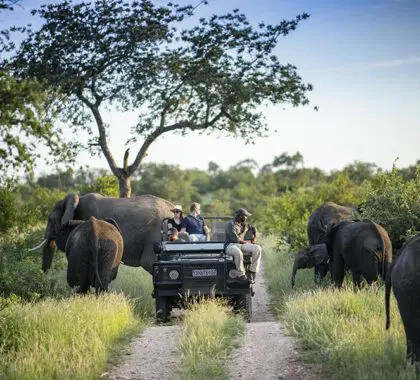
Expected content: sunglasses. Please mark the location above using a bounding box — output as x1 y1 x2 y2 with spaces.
173 210 181 213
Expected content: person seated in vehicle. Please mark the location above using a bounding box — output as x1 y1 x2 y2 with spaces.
180 202 210 242
225 208 262 283
167 204 184 231
168 227 186 242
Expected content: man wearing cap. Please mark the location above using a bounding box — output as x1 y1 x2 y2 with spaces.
225 208 262 283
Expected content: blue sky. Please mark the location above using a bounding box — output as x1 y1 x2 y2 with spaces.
3 0 420 174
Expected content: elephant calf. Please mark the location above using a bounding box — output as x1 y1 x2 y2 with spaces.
326 220 392 287
56 216 124 293
386 235 420 370
291 244 329 287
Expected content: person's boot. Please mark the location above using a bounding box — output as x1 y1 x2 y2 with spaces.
237 274 250 283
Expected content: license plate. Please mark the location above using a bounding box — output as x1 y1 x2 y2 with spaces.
192 269 217 277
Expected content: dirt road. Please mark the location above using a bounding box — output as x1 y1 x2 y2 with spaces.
108 262 318 380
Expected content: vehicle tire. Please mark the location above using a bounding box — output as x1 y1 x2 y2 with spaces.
156 296 171 322
233 293 252 322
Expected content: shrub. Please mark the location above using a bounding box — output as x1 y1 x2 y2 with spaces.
254 175 362 250
81 175 119 197
361 165 420 249
0 227 69 300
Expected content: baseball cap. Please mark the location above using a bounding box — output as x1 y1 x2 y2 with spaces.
235 208 252 216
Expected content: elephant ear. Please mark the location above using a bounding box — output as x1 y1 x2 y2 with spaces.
61 193 80 226
310 244 328 265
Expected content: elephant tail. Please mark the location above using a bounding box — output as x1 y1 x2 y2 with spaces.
103 217 122 234
385 268 392 329
90 217 104 291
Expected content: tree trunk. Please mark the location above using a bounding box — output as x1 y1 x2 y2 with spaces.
118 175 132 198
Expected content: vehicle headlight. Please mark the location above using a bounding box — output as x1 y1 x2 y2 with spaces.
228 269 237 279
169 270 180 280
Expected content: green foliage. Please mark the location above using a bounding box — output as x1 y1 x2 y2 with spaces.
11 1 312 196
255 174 362 249
0 294 140 380
15 186 67 228
0 184 18 233
0 184 66 232
179 299 245 379
337 160 379 185
0 227 69 300
0 72 74 179
133 163 201 205
361 165 420 249
81 175 119 197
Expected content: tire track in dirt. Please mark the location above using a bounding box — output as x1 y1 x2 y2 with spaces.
108 259 319 380
227 261 319 380
108 325 181 380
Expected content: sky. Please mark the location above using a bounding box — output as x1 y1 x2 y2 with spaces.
3 0 420 175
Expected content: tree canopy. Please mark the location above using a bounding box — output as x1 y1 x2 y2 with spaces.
11 0 313 197
0 0 73 180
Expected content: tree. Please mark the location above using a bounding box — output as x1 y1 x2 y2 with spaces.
338 161 378 184
272 151 304 170
0 1 73 181
12 0 313 197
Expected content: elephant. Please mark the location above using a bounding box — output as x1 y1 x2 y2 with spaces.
56 216 123 293
307 202 360 245
31 193 174 274
291 244 328 287
385 235 420 370
292 202 360 286
326 220 392 287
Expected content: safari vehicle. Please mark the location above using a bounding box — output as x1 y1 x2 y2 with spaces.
152 217 254 322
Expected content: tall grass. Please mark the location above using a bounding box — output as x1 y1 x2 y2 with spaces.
262 235 417 380
0 293 141 380
179 299 245 380
110 265 154 319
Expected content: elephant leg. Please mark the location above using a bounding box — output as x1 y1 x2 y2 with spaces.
352 271 363 288
314 263 329 285
331 255 345 288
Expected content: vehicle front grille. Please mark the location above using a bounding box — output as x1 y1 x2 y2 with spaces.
182 263 225 294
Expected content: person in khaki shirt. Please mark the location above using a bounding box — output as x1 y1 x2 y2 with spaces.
225 208 262 283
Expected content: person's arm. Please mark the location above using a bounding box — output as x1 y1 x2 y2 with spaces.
226 221 246 244
180 218 188 234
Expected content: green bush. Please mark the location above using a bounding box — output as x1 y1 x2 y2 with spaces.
361 165 420 249
16 186 67 228
0 186 19 233
81 175 119 197
0 184 66 232
0 227 69 300
254 175 362 250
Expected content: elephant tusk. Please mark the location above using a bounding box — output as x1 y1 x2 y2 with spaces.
28 239 48 251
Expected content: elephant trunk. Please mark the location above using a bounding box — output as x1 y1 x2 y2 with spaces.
42 239 56 272
291 260 298 287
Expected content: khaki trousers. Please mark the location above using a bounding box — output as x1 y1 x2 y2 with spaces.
226 243 262 276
